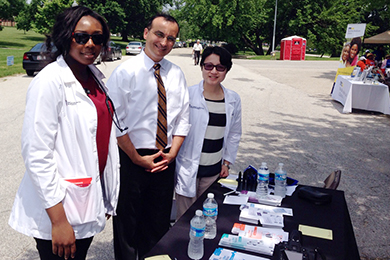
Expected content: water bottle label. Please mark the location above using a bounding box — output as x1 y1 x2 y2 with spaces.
275 173 286 181
258 172 269 181
203 207 217 217
190 226 205 237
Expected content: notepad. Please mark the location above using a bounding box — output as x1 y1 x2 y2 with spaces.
145 255 171 260
298 224 333 240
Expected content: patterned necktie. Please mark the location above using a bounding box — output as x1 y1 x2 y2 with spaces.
153 63 168 150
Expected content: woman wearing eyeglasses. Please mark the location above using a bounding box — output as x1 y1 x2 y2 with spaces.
175 46 242 219
8 6 120 260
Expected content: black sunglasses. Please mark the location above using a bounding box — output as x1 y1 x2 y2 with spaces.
203 63 226 72
72 32 105 45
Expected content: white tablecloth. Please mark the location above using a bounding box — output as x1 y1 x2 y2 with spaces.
332 75 390 114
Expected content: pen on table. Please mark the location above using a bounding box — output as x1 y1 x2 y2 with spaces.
224 190 237 196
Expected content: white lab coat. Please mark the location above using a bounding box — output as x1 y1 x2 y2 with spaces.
8 56 120 240
175 80 242 198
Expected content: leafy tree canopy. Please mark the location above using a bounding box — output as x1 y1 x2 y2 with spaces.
79 0 171 41
0 0 25 30
174 0 389 55
11 0 390 55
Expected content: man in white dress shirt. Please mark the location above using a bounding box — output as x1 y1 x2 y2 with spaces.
107 13 190 260
192 39 203 65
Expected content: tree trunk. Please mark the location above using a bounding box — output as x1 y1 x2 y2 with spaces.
121 30 129 42
241 35 263 55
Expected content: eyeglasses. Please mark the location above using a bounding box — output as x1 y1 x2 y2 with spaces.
72 32 105 45
203 63 226 72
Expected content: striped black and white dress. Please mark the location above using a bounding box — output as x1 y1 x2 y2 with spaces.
197 98 226 178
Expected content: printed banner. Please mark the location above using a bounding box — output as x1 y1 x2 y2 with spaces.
334 23 366 81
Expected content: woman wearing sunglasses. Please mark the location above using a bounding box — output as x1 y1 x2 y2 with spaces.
175 46 242 219
9 6 120 260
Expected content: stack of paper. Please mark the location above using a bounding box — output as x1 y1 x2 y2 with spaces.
239 203 293 227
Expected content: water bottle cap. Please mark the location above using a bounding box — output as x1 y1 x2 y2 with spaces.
279 163 284 167
261 162 267 166
207 193 214 199
195 210 203 216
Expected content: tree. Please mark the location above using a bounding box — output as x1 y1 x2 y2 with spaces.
79 0 170 41
14 0 73 34
34 0 73 34
360 0 390 37
177 0 384 56
178 0 270 54
0 0 25 30
14 0 170 40
15 0 42 33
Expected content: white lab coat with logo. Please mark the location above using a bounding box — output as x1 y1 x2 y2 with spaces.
8 56 120 240
175 80 242 198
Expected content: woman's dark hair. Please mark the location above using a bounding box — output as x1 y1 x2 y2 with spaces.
350 37 362 54
46 6 110 61
146 13 180 37
200 46 233 72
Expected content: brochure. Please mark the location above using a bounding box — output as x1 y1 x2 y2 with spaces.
209 247 268 260
231 223 289 244
218 234 275 256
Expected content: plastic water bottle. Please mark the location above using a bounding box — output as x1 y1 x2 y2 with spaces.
203 193 218 239
274 163 287 198
188 210 205 260
256 162 269 198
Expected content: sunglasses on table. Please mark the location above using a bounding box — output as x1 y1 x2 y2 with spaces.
203 63 227 72
72 32 105 45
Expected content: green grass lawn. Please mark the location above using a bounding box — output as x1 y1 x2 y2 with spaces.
0 26 46 78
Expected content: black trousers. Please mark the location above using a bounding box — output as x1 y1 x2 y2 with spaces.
194 50 201 65
113 148 175 260
34 237 93 260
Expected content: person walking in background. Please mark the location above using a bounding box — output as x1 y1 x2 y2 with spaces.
107 13 190 260
175 46 242 219
8 6 120 260
193 39 203 65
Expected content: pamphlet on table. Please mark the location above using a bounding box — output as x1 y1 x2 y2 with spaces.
209 248 268 260
239 203 293 227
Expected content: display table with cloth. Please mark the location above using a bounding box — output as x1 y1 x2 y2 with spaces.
332 75 390 114
145 181 359 260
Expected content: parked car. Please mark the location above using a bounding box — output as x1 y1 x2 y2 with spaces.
104 41 122 61
126 41 144 55
173 41 183 48
23 42 56 76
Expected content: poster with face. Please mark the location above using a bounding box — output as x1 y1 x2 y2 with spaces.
335 24 366 81
339 36 363 68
